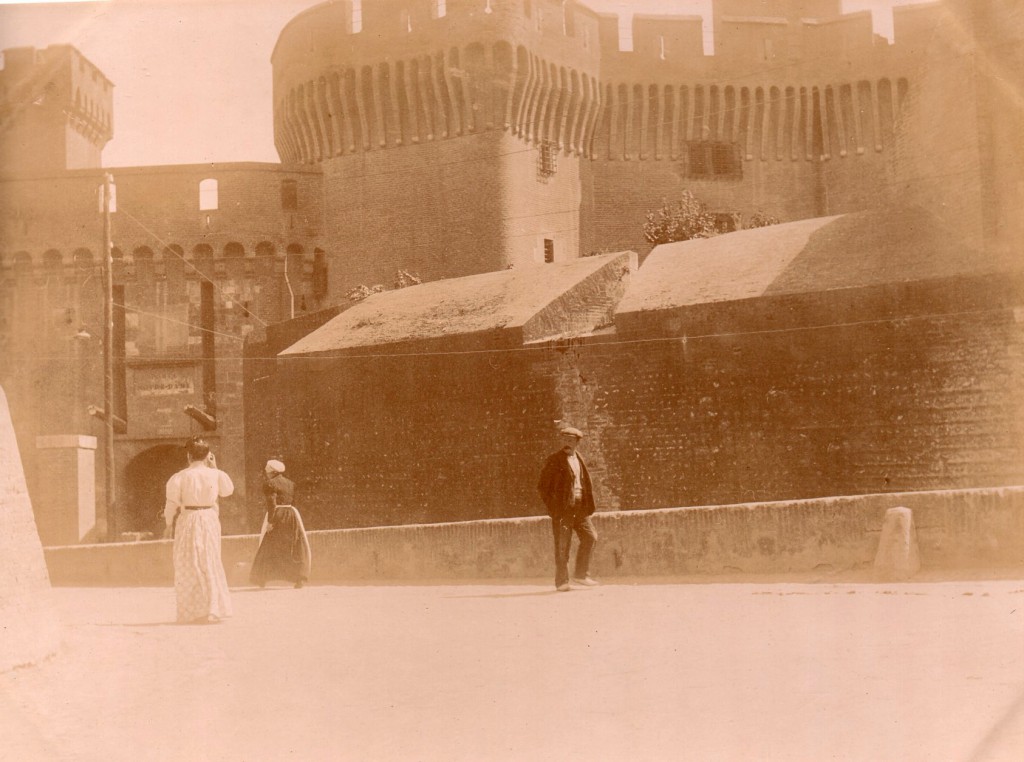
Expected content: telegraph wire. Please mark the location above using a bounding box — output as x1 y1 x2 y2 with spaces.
115 205 271 328
13 304 1016 364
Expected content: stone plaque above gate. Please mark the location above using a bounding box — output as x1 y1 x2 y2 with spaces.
126 361 202 439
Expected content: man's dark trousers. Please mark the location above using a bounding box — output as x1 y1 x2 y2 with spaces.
551 503 598 587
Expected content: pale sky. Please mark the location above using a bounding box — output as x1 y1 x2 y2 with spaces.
0 1 925 168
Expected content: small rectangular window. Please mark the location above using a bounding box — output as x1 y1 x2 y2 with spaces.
544 239 554 263
538 141 557 179
349 0 363 34
685 141 741 180
199 178 218 211
433 0 446 19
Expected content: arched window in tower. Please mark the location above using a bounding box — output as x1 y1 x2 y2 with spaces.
432 0 446 19
401 10 413 33
281 179 298 210
659 35 666 60
199 178 218 211
563 2 575 36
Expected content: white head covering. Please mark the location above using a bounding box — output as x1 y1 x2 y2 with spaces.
265 459 285 475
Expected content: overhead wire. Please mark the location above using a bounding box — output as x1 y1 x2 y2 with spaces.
11 304 1016 365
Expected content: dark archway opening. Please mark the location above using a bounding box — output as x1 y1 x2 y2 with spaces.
123 445 184 536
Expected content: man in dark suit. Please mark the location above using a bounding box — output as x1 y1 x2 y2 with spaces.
537 425 599 591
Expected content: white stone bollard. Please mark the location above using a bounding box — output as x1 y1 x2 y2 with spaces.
874 506 921 581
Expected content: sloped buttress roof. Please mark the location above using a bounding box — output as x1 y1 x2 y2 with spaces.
616 207 1016 318
281 251 635 356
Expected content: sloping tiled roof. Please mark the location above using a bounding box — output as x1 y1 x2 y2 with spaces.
281 252 631 356
616 207 1012 317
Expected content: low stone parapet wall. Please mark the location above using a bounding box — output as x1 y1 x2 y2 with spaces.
43 487 1024 587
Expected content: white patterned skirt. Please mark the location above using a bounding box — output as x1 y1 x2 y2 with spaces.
173 508 233 623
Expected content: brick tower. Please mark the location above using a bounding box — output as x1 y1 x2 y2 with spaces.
272 0 603 295
0 45 114 173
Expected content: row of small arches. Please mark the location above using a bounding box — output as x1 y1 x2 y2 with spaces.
1 242 317 270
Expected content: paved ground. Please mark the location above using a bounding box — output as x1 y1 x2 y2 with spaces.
2 579 1023 762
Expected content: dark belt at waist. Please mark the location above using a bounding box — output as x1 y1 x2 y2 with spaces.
184 505 214 511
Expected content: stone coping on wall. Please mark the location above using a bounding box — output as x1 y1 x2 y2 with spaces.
42 486 1024 587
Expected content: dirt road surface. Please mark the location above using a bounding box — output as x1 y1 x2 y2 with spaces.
2 580 1023 761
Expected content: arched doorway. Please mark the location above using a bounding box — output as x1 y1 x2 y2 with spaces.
123 445 185 536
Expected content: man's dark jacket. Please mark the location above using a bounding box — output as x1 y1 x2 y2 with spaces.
537 449 596 519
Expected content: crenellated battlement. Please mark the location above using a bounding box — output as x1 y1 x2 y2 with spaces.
271 1 944 164
0 45 114 173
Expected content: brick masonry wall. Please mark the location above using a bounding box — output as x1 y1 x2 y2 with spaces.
320 133 510 294
41 487 1024 587
246 278 1024 530
0 164 325 537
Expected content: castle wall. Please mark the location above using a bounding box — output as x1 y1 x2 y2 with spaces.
320 133 508 292
0 164 324 537
270 0 949 272
248 274 1024 530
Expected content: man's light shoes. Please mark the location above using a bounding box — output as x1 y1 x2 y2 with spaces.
571 576 599 587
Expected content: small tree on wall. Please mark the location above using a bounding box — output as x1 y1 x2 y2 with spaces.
642 191 719 245
745 211 781 229
345 269 422 302
643 192 782 246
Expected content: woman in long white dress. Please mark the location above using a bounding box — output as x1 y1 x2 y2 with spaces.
164 437 234 624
